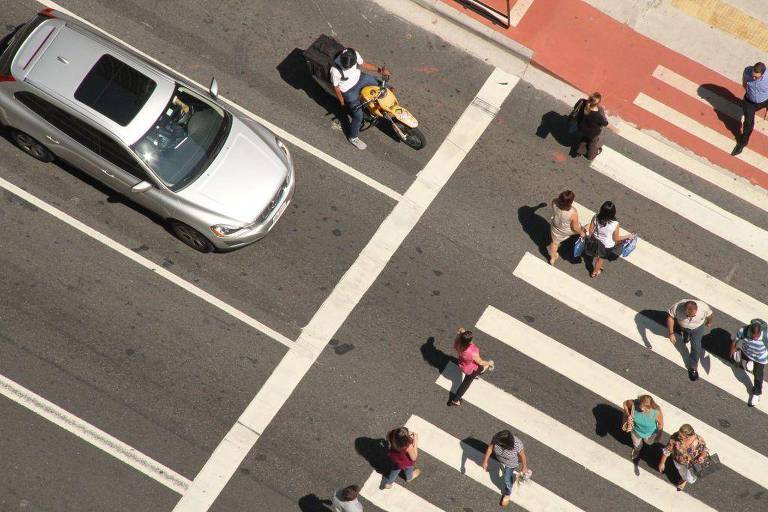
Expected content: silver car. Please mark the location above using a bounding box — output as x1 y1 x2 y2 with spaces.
0 9 295 252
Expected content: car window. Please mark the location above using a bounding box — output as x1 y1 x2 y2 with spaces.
74 54 157 126
15 91 99 153
98 134 148 182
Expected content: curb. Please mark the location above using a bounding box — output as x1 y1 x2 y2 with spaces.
410 0 534 64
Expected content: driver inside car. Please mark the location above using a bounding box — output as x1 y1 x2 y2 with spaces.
331 47 389 151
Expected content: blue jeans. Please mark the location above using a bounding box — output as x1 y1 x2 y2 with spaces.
342 73 379 139
383 465 414 485
502 465 517 496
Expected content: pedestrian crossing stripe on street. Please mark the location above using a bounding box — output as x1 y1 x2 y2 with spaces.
572 201 766 323
435 364 716 511
360 470 445 512
405 414 585 512
476 301 768 491
591 146 768 263
513 252 765 410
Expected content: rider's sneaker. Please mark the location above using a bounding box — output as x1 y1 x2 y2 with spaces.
742 359 754 372
349 137 367 150
749 394 761 407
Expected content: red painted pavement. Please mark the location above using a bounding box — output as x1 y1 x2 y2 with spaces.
437 0 768 189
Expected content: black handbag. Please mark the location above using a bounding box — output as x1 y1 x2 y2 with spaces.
692 453 721 478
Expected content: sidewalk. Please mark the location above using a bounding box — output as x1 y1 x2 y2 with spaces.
430 0 768 189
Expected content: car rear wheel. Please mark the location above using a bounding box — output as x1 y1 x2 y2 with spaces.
10 129 54 162
169 220 215 253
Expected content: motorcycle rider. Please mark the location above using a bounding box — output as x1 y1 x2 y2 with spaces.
331 48 389 150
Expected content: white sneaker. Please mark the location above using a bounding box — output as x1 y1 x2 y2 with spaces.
749 394 760 407
742 359 754 372
348 137 367 150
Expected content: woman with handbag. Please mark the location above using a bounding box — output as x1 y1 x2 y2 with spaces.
584 201 634 278
575 93 608 160
622 395 664 461
658 424 708 491
382 427 421 489
547 190 585 265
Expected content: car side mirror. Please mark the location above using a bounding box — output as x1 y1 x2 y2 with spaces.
131 181 153 193
209 77 218 99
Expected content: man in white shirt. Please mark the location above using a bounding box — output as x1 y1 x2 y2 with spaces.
666 299 714 381
331 48 389 150
331 485 363 512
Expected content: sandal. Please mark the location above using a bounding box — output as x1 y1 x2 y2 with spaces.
447 399 461 407
590 269 602 278
676 481 687 491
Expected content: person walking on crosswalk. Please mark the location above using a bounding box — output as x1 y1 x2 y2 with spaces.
584 201 634 278
547 190 585 265
331 484 363 512
666 299 714 381
622 395 664 463
481 430 529 507
448 328 493 407
732 62 768 156
574 92 608 160
382 427 421 489
729 319 768 407
658 424 709 491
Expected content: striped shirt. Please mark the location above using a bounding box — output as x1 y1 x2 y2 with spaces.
737 326 768 364
493 435 524 468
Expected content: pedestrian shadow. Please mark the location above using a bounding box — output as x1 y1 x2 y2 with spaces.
518 203 550 260
460 436 506 492
276 48 349 132
298 494 332 512
536 110 578 148
697 83 742 138
354 436 390 475
635 309 668 349
593 403 628 445
421 336 461 404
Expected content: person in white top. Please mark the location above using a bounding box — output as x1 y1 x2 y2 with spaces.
331 485 363 512
584 201 633 278
331 48 389 150
666 299 714 381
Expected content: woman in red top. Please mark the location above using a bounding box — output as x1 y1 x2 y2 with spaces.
449 328 493 406
382 427 420 489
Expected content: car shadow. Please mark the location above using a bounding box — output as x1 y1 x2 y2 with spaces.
697 83 743 138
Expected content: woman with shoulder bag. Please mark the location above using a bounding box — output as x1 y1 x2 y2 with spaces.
658 424 708 491
622 394 664 461
547 190 585 265
585 201 634 278
575 92 608 160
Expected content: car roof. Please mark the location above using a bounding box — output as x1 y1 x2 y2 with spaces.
14 18 174 145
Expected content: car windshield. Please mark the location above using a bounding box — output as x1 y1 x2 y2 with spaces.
132 85 229 191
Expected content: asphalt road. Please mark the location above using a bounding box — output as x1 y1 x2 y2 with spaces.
0 1 766 511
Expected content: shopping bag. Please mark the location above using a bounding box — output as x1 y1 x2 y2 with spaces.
573 236 586 258
620 235 639 257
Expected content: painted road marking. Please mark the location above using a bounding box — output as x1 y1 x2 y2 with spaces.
591 146 768 263
509 0 535 26
634 92 768 172
512 252 765 410
477 302 768 490
615 120 768 215
406 414 585 511
171 69 518 511
35 0 403 202
0 373 190 493
436 363 716 511
671 0 768 52
650 65 768 137
573 201 767 323
360 470 444 512
0 176 292 347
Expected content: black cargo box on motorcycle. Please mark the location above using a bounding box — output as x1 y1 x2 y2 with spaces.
304 34 344 95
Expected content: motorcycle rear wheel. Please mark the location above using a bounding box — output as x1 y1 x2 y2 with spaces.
400 125 426 150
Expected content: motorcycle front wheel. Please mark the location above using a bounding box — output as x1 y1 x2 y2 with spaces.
400 124 426 150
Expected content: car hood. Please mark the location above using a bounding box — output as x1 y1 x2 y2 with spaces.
177 116 288 223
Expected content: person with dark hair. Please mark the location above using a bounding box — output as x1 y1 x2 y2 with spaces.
382 427 420 489
575 92 608 160
733 61 768 155
666 299 714 381
330 47 389 150
729 319 768 406
481 430 529 507
584 201 634 278
548 190 585 265
331 484 363 512
448 327 493 407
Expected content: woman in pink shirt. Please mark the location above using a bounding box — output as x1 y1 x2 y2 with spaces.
448 328 493 406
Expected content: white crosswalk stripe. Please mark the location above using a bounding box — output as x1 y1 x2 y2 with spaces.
513 252 764 409
476 302 768 490
590 146 768 263
405 414 585 512
572 201 766 323
361 470 444 511
435 363 716 511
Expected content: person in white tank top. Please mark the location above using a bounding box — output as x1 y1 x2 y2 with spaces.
585 201 634 278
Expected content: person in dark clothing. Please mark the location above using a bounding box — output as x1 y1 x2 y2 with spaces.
575 93 608 160
733 62 768 156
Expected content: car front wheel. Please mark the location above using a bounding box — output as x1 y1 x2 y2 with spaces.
169 220 215 253
10 129 54 162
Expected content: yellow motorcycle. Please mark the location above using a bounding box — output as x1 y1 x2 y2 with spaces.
354 76 426 150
